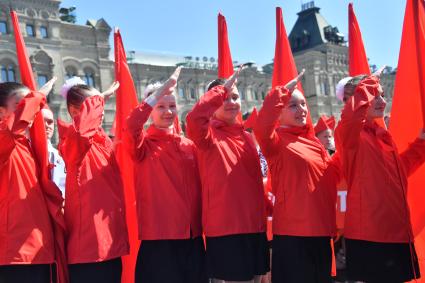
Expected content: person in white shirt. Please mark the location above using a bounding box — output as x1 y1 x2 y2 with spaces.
42 108 66 196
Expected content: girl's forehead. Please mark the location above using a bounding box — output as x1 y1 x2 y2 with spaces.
158 95 176 104
289 91 305 102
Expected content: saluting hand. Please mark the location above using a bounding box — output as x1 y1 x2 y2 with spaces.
372 65 386 79
101 81 120 100
155 66 182 98
145 66 182 106
39 76 57 96
223 65 244 100
284 69 305 92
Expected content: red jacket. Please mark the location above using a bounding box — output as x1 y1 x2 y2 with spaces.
58 96 129 264
0 92 54 265
186 86 267 237
335 76 425 243
127 102 202 240
254 87 340 237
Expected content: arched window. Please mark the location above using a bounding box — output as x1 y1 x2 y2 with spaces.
83 70 95 87
65 66 77 80
178 87 185 99
0 21 7 34
37 74 48 88
40 26 48 38
189 88 196 99
0 65 15 82
26 24 35 37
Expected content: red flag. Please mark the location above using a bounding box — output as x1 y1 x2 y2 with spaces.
348 3 371 76
218 13 234 79
348 4 388 129
273 7 312 134
244 107 258 129
272 7 300 88
113 29 140 283
10 10 68 283
217 13 243 123
389 0 425 280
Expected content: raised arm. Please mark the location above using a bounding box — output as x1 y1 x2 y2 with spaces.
186 67 241 149
254 86 290 158
58 95 105 167
11 91 47 136
0 91 46 168
73 95 105 138
127 66 181 160
254 71 304 158
335 76 381 151
126 102 153 161
185 85 227 149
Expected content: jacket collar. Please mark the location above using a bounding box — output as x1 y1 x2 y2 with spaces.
364 119 394 149
210 118 244 135
147 124 180 141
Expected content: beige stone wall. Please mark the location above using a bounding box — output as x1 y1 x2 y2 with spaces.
0 0 396 140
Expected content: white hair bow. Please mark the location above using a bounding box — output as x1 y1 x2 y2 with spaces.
60 76 86 98
335 77 352 102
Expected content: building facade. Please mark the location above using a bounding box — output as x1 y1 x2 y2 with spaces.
0 0 395 139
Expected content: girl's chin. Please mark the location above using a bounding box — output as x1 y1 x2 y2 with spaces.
294 119 307 126
157 121 174 128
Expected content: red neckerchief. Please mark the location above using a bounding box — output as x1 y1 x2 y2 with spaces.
147 124 181 142
364 120 394 151
277 124 330 163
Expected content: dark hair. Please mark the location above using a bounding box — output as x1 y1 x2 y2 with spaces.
66 84 96 109
343 75 368 102
207 78 226 91
0 82 28 107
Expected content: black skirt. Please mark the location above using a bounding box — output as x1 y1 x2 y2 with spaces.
206 232 270 281
272 235 333 283
135 237 207 283
345 238 420 282
69 257 122 283
0 264 52 283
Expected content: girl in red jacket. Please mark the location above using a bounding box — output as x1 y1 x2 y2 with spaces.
58 78 129 283
186 69 270 283
0 81 55 283
127 67 207 283
335 69 425 283
254 72 340 283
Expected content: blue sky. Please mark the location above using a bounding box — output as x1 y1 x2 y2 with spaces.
60 0 406 68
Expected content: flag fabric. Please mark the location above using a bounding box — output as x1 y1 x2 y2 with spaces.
389 0 425 280
11 10 68 283
272 7 301 88
272 7 312 134
113 29 140 283
218 13 234 79
348 3 371 76
244 107 258 130
217 13 243 123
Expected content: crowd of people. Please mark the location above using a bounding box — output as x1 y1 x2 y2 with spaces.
1 61 425 283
